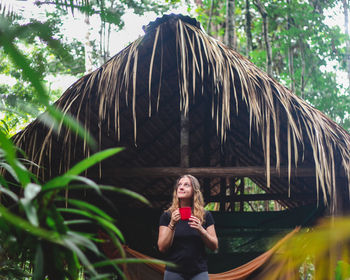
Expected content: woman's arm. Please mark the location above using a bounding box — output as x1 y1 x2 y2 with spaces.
199 224 218 251
157 225 175 253
157 210 180 253
189 216 218 251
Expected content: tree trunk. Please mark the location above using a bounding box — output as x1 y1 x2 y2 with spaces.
264 200 269 211
245 0 253 57
225 0 236 49
254 0 273 77
287 0 295 93
207 0 215 35
239 178 244 212
288 47 295 92
84 14 93 74
299 38 306 98
343 0 350 89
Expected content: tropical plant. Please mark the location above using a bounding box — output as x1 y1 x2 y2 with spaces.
263 217 350 280
0 1 178 278
0 131 171 279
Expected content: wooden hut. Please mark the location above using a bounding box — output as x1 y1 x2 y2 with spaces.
12 14 350 274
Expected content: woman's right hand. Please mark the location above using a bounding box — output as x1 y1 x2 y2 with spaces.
170 209 181 226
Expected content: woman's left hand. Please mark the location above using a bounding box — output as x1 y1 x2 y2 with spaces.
188 215 205 234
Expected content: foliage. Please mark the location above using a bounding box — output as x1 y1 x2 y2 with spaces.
264 217 350 280
1 0 184 134
205 178 281 212
0 136 156 278
35 0 182 24
194 0 350 132
0 1 181 278
0 11 85 135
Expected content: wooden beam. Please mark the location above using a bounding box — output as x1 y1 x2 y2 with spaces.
208 193 316 202
149 193 316 202
107 166 317 178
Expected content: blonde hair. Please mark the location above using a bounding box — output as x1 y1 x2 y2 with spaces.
167 174 205 224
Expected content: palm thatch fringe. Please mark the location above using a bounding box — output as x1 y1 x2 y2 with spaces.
12 17 350 212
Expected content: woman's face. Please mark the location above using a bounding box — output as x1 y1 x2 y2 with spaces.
177 177 194 200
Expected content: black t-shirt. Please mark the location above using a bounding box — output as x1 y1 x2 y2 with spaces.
159 210 215 275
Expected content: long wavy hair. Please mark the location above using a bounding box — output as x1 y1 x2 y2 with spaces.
167 174 205 224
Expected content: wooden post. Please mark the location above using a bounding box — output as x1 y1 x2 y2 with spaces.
180 110 189 168
229 178 235 212
220 145 227 212
239 178 245 212
203 98 211 203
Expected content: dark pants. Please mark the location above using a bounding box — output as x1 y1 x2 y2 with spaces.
164 270 209 280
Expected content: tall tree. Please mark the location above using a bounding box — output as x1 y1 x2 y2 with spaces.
286 0 295 93
299 38 306 98
225 0 236 49
245 0 253 57
207 0 215 35
194 0 350 129
343 0 350 89
84 14 94 74
254 0 273 77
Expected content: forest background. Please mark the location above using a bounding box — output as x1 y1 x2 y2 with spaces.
1 0 350 136
0 0 350 278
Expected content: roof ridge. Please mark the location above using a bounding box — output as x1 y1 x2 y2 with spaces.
142 13 201 33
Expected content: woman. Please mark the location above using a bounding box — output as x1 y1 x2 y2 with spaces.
158 175 218 280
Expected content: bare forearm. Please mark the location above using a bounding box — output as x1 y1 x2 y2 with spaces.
158 226 175 253
199 226 218 251
200 231 218 250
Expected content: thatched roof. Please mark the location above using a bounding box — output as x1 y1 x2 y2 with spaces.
13 14 350 213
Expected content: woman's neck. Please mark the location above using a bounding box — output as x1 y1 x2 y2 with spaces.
179 199 192 208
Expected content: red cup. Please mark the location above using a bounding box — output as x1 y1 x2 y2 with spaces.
179 207 191 220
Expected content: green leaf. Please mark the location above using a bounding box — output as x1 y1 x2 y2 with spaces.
41 107 97 148
95 217 125 243
23 183 41 200
64 219 93 225
0 27 48 105
60 198 114 221
0 25 96 146
65 248 81 280
0 130 30 186
46 184 150 206
65 148 124 176
0 120 10 134
33 243 44 280
20 183 41 226
99 185 150 206
46 205 69 234
43 147 123 190
0 162 19 182
0 205 64 245
62 236 98 277
66 231 99 255
93 255 176 280
43 174 101 194
0 174 9 189
58 208 124 242
89 274 116 280
0 185 18 201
